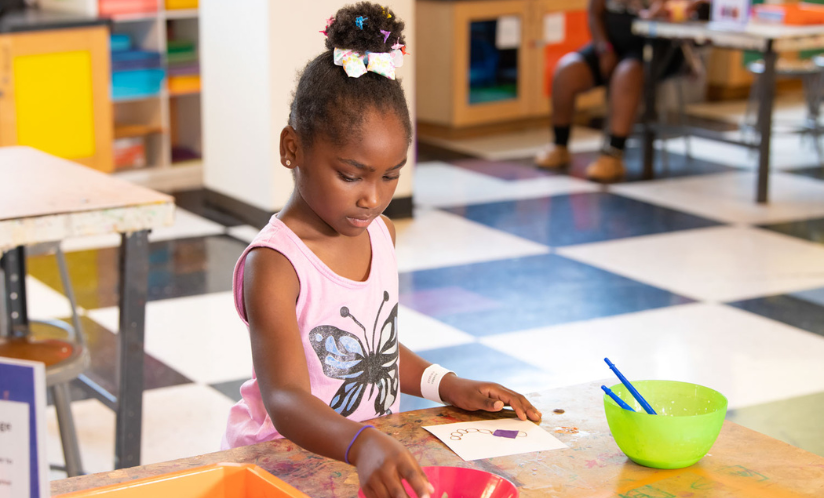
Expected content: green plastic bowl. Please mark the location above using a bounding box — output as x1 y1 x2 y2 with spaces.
603 380 727 469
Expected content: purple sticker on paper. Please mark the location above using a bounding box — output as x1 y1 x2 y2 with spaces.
493 429 519 439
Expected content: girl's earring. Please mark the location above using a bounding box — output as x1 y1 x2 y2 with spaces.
286 160 292 166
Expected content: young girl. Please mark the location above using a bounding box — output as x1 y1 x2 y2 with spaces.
222 3 541 497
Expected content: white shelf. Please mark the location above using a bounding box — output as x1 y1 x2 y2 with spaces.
111 12 161 23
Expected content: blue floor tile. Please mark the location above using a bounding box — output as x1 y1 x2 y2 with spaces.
400 253 692 337
442 192 722 247
727 295 824 338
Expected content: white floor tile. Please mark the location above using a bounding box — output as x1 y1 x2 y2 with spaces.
148 208 226 242
46 384 235 476
88 292 253 384
398 305 476 352
481 303 824 410
394 209 549 273
558 226 824 303
686 92 810 126
413 161 598 209
26 276 74 320
420 126 603 161
227 225 261 244
611 171 824 225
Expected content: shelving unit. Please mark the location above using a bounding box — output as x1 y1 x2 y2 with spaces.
41 0 203 190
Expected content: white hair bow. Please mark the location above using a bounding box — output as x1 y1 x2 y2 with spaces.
334 48 405 80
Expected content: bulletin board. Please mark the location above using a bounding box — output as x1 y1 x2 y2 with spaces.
543 10 590 97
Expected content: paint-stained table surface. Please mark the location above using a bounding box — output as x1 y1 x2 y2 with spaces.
51 381 824 497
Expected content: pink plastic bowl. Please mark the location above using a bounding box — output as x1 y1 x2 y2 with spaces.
357 466 519 498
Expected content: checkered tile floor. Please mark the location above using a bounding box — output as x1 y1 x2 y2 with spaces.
33 128 824 478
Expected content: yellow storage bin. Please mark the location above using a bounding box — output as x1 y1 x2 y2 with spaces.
165 0 198 10
55 463 309 498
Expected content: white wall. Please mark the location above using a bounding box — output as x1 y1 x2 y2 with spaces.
202 0 415 213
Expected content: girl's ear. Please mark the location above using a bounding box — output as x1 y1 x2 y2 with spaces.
279 126 300 169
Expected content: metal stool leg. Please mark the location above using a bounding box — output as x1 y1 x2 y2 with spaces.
55 247 83 346
52 382 84 476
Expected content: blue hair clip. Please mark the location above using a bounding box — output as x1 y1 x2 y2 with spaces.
356 16 368 30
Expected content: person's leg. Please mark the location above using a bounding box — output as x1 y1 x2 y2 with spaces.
536 51 598 168
586 57 644 182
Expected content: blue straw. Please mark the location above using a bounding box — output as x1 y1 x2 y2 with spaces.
604 358 657 415
601 385 635 411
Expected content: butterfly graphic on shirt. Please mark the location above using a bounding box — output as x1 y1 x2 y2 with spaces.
310 290 399 417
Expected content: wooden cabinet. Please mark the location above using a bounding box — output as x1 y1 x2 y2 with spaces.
0 26 113 172
417 0 602 130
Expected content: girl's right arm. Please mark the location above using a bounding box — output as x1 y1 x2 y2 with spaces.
243 248 433 498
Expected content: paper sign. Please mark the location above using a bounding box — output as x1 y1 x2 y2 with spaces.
0 358 48 498
711 0 751 27
543 13 565 45
496 16 521 50
423 418 567 461
0 401 30 497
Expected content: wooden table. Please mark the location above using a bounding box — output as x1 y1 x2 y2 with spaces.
0 146 174 469
632 20 824 203
51 381 824 497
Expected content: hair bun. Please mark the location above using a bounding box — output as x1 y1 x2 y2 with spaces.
325 2 406 53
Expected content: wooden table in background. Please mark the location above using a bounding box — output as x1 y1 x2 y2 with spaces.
51 381 824 497
0 146 174 469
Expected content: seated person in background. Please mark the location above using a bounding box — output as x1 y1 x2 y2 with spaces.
535 0 706 182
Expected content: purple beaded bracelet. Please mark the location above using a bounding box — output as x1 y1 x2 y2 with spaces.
345 425 375 464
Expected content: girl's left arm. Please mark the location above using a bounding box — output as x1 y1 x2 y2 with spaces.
399 345 542 422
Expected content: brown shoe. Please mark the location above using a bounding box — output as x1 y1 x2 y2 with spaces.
586 154 626 183
535 144 570 169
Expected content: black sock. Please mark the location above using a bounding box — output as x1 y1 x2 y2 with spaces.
609 134 628 152
553 126 571 147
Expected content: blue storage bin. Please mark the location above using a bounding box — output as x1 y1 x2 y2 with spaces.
111 50 163 71
110 34 132 52
112 68 166 100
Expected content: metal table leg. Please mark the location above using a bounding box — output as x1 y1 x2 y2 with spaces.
115 230 149 469
756 44 777 203
642 40 661 180
2 246 29 338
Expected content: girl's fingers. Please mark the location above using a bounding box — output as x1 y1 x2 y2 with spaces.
401 463 433 498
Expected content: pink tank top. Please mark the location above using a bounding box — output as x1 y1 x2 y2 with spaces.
221 215 400 449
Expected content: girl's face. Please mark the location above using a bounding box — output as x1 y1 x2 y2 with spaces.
289 109 409 237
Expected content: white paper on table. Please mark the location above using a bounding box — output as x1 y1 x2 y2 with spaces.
543 13 565 44
0 400 31 498
495 16 522 50
423 419 567 461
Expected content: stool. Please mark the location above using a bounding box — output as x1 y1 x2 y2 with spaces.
743 58 824 164
0 244 89 477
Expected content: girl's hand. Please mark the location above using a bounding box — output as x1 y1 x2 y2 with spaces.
349 428 434 498
439 375 542 422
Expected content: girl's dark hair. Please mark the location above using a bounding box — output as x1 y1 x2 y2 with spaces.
288 2 412 149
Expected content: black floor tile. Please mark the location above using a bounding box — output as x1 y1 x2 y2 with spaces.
727 295 824 338
27 235 248 310
760 217 824 245
173 189 247 227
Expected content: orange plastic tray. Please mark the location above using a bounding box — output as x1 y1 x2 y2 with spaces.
754 3 824 25
54 463 310 498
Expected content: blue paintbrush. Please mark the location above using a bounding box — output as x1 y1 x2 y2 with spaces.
604 358 657 415
601 385 635 411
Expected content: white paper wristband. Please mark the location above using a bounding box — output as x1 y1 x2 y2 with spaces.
421 364 454 404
